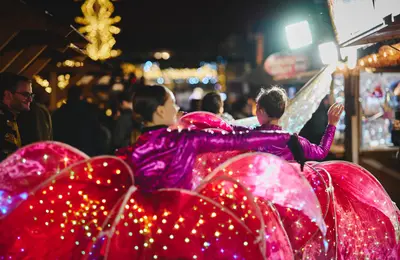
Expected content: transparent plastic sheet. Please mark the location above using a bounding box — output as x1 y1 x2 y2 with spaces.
233 65 336 133
313 161 400 259
0 154 134 259
0 141 89 218
195 175 293 259
197 153 327 253
88 181 270 259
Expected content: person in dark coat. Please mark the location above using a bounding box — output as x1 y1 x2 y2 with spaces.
52 86 109 156
0 73 33 161
18 85 52 145
112 91 136 150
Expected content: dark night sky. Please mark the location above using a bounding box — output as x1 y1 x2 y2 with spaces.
24 0 329 62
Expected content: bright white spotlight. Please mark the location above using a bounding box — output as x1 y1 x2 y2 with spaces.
285 21 313 50
319 42 338 65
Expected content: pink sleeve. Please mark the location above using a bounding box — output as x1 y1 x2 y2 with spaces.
299 124 336 160
186 129 291 153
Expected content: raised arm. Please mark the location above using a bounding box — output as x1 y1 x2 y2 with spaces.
186 129 291 154
299 124 336 160
300 103 343 160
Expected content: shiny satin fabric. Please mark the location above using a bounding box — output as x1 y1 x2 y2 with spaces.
119 125 291 192
255 124 336 161
0 154 134 259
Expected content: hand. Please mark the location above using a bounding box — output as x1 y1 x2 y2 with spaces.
177 111 186 120
328 103 344 126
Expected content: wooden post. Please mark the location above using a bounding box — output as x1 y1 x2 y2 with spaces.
344 69 360 163
49 72 58 111
255 34 264 66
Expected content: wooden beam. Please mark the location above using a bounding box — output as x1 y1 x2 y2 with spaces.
0 30 19 52
0 49 24 72
22 46 69 78
21 56 52 78
7 45 48 74
49 72 58 111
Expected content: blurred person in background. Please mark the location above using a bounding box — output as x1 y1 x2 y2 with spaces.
52 86 110 156
300 96 330 145
112 90 140 150
231 96 252 119
18 84 52 146
201 91 234 122
0 72 32 160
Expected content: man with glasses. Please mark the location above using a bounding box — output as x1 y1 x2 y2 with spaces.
0 72 33 161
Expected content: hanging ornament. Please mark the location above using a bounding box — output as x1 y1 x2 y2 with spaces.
75 0 122 61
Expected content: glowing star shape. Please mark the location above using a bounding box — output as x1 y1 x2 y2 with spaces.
75 0 122 61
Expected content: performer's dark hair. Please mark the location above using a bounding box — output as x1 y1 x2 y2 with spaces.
0 72 30 100
256 86 287 119
133 85 168 123
201 92 222 114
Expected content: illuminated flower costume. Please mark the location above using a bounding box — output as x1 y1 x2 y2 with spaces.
0 126 331 259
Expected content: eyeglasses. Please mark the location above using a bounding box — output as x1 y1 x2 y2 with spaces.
15 92 35 99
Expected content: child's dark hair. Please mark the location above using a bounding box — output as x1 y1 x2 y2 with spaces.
133 85 168 123
201 92 223 114
256 86 287 119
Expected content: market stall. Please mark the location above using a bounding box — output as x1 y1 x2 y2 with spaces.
328 0 400 201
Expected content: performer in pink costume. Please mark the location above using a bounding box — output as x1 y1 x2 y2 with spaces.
252 86 343 162
176 89 400 258
117 85 296 192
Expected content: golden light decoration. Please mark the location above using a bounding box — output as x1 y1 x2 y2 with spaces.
57 60 84 68
143 63 219 82
358 43 400 69
33 75 52 94
75 0 122 61
58 74 71 90
121 63 136 75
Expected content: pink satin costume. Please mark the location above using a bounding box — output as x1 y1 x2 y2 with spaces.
117 125 291 192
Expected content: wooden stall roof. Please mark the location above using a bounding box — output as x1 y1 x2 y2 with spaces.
0 0 89 77
342 14 400 47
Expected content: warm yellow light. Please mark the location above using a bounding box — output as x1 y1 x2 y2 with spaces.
161 52 170 60
76 0 122 61
33 75 50 88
